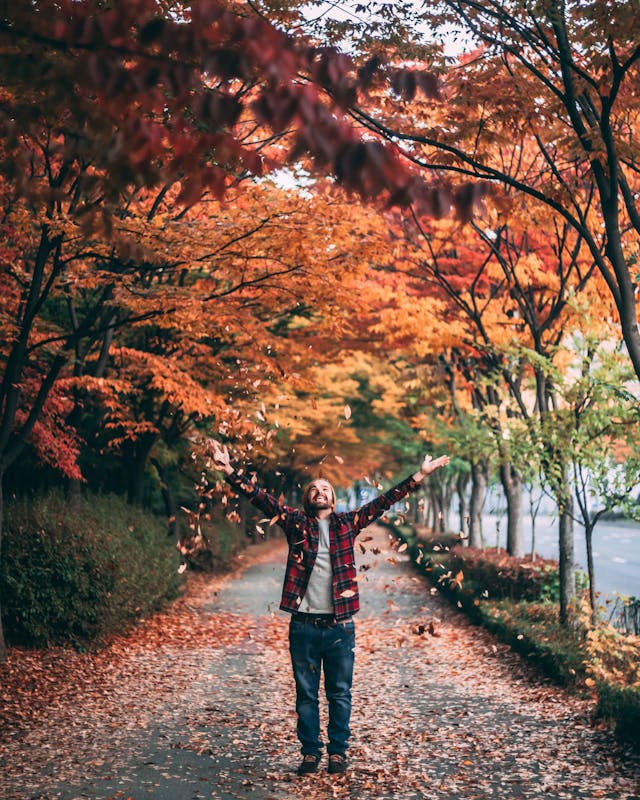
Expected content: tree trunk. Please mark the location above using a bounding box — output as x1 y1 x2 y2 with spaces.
585 522 597 627
67 475 83 510
408 494 419 525
558 497 575 624
529 489 539 563
428 487 445 533
0 469 6 662
500 462 524 557
430 488 440 531
152 459 178 537
421 496 428 526
125 436 156 506
456 472 470 544
431 483 446 533
469 460 487 549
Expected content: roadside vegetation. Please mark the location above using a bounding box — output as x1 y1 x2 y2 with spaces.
383 515 640 749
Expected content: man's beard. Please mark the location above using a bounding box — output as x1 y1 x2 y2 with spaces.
310 499 332 510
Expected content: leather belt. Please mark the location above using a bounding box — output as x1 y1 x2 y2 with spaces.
292 613 338 627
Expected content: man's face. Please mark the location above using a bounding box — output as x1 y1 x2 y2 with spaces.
306 479 334 510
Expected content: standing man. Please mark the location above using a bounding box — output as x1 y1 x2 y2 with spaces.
208 440 449 776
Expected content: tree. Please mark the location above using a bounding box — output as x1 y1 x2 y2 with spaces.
345 0 640 384
359 189 619 619
554 337 640 625
0 0 493 659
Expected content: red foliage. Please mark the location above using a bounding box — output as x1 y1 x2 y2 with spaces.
14 376 84 481
447 545 559 602
0 1 474 216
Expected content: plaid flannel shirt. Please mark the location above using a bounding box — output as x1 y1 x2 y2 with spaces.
225 470 422 621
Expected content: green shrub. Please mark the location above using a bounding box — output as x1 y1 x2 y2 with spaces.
388 519 640 750
1 490 181 648
446 545 560 602
595 683 640 747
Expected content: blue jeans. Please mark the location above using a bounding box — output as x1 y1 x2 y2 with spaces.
288 617 356 758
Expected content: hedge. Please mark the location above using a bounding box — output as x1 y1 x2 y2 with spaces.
1 490 181 648
595 682 640 746
382 514 640 750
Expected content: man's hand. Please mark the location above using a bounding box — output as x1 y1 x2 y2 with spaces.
413 454 450 482
206 439 234 475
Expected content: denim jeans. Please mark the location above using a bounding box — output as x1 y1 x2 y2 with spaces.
288 617 356 758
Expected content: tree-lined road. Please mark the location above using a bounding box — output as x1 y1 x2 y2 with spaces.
1 525 638 800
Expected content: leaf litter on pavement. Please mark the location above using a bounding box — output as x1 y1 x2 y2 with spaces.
0 529 639 800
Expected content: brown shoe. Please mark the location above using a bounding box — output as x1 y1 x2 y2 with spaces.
297 754 321 775
327 753 347 774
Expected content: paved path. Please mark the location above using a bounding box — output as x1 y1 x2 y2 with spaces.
1 525 639 800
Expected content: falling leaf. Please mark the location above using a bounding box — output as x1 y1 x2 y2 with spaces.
427 621 440 637
177 563 187 574
344 404 351 419
334 454 344 463
340 589 356 598
398 542 408 553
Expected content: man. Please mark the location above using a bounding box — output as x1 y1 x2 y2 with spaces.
208 440 449 776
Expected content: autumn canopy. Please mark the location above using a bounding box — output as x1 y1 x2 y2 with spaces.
0 0 639 664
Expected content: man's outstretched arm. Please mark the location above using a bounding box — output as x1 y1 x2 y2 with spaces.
348 453 451 533
206 438 299 532
412 454 450 483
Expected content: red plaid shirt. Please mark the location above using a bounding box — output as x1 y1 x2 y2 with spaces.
226 471 422 621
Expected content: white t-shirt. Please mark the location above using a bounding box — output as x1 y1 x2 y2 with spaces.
302 517 334 613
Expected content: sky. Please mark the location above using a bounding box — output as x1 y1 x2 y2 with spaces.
297 0 474 59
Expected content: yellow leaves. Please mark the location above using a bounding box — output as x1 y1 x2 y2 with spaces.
584 620 640 688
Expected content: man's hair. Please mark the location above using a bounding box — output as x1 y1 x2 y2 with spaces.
302 479 336 515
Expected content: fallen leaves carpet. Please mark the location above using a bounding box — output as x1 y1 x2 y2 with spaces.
1 526 638 800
